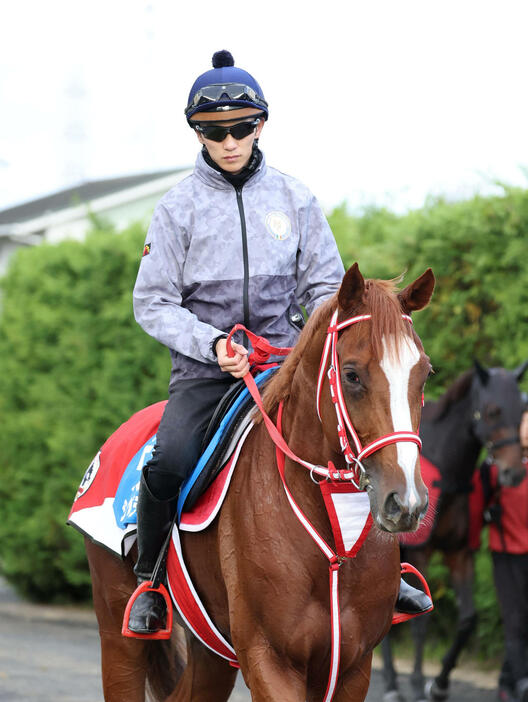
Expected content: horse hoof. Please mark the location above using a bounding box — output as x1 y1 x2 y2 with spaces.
383 691 406 702
425 679 449 701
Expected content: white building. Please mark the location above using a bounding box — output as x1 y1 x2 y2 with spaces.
0 167 190 276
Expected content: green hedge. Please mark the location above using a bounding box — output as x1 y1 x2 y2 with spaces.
328 188 528 395
329 187 528 659
0 188 526 659
0 222 169 601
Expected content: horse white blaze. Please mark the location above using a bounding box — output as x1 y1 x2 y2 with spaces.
380 334 421 508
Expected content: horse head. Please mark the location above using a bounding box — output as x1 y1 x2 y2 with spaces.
471 359 528 487
319 263 435 533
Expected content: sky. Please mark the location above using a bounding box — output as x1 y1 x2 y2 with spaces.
1 0 527 214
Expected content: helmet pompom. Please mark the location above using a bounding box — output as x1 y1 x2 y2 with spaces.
212 50 235 68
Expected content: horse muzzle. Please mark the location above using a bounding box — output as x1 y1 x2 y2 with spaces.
367 485 429 533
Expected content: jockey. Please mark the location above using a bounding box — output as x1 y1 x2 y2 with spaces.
128 50 431 635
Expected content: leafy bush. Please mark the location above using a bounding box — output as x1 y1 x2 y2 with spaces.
329 187 528 660
329 188 528 394
1 185 527 665
0 222 169 601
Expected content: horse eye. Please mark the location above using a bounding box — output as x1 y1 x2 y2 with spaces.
346 371 361 385
485 405 501 421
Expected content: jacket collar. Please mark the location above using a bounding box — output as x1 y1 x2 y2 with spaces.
193 148 267 191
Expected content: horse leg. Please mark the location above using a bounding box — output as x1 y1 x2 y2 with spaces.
380 633 406 702
165 632 237 702
399 548 431 702
409 611 432 701
236 635 307 702
428 550 477 701
333 653 373 701
85 538 151 701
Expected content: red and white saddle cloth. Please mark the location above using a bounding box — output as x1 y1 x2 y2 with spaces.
166 423 373 667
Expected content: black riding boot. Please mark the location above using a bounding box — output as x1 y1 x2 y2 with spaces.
396 577 433 614
128 469 179 634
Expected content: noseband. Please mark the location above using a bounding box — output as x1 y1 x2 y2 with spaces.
472 410 521 457
315 310 422 488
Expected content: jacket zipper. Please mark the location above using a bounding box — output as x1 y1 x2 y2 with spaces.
235 186 250 347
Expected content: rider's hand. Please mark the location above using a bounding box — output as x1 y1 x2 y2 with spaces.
215 338 250 378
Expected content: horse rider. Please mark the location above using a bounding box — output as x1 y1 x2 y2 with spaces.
128 50 432 635
481 401 528 702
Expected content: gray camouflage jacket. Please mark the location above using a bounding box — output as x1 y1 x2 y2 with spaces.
133 150 344 385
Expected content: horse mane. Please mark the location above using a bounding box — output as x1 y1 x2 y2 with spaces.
422 369 474 422
262 278 409 415
262 295 336 414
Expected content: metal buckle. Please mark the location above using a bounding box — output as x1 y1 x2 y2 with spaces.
310 467 328 484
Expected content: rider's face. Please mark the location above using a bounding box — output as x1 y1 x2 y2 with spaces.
193 108 264 174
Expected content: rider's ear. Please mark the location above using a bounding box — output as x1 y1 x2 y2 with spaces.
338 262 365 312
398 268 435 314
514 360 528 383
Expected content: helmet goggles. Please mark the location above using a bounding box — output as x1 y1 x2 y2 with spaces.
185 82 268 116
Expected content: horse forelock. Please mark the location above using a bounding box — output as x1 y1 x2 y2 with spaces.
353 279 412 363
261 278 418 416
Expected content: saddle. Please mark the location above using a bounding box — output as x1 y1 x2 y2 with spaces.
177 367 278 516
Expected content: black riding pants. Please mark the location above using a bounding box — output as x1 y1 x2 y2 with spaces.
492 551 528 688
144 376 238 501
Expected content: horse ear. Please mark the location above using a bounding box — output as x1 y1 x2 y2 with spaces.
474 359 490 385
514 360 528 382
338 262 366 312
398 268 435 314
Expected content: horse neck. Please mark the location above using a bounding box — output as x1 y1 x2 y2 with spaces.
284 358 329 464
421 390 481 489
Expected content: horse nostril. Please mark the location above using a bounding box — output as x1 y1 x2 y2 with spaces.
384 492 404 522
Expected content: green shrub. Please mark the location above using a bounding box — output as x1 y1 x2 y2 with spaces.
1 185 527 664
329 188 528 660
0 222 169 601
329 188 528 395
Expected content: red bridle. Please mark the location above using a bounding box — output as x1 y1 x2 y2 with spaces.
227 309 423 490
315 309 423 488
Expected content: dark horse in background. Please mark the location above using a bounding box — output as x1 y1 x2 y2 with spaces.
381 360 528 702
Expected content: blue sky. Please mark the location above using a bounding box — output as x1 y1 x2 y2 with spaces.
1 0 527 213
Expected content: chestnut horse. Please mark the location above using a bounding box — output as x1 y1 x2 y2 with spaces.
84 263 435 701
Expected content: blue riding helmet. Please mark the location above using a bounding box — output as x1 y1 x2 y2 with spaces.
185 50 268 122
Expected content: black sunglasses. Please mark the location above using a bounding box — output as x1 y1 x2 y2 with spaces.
194 119 260 143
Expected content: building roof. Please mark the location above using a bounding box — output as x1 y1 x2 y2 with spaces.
0 168 186 225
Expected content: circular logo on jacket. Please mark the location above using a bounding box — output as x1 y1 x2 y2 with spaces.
265 211 291 241
74 451 101 502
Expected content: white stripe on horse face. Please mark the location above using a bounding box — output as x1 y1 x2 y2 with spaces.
380 335 421 508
